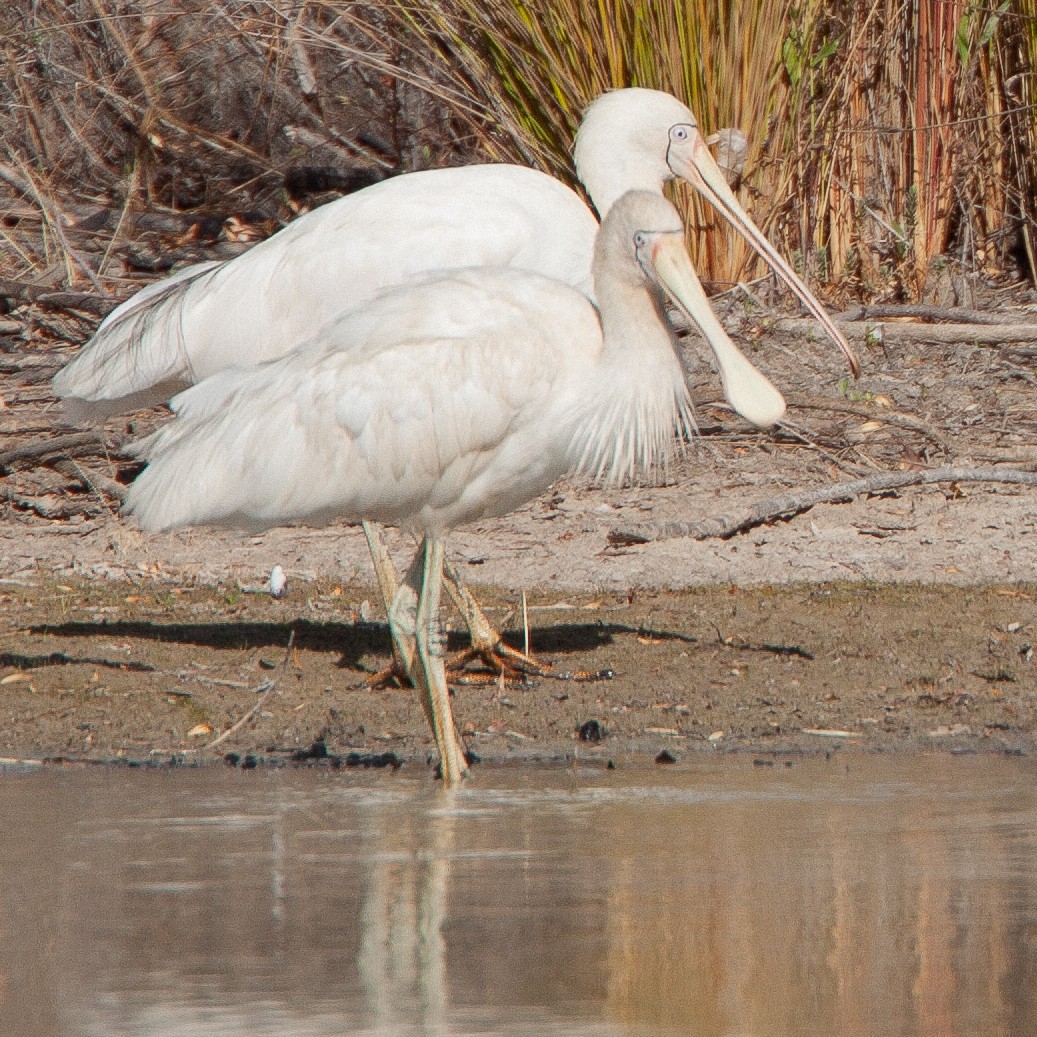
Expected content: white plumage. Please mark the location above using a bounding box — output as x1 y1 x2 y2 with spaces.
54 88 856 421
126 191 757 784
128 270 615 532
55 169 597 420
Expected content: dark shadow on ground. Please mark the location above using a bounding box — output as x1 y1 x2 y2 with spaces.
26 617 641 671
0 650 156 672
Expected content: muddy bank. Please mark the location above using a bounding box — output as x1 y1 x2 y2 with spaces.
2 576 1034 772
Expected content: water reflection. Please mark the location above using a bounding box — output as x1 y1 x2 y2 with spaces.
1 755 1035 1036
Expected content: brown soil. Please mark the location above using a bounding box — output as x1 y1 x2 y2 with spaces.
2 576 1036 771
3 276 1037 773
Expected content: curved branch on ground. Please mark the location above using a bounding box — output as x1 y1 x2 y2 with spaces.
608 466 1037 545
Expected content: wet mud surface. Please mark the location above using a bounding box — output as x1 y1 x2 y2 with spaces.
2 576 1035 772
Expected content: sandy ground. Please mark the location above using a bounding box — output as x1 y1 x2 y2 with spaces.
3 285 1037 773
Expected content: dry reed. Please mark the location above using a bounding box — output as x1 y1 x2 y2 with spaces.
0 0 1033 302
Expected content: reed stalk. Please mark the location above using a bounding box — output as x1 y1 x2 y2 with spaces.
0 0 1031 298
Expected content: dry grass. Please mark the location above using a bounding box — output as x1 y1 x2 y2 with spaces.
0 0 489 294
393 0 799 285
1005 0 1037 280
0 0 1033 305
406 0 1027 299
768 1 1017 299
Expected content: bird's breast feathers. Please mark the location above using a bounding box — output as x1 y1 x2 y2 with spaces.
238 272 596 523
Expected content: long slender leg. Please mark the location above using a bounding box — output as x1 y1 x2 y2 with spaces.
413 537 468 784
364 520 413 680
363 520 400 613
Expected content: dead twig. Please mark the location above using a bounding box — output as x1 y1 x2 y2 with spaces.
784 393 953 452
609 466 1037 545
710 623 814 660
50 457 126 504
0 161 108 294
836 303 1022 326
772 420 870 477
203 630 296 751
200 683 277 750
773 318 1037 346
0 432 111 473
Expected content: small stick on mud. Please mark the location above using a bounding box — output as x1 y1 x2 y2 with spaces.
203 630 296 751
609 466 1037 545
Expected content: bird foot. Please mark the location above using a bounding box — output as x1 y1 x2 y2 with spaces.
364 660 412 690
445 640 554 685
365 644 613 689
366 641 551 688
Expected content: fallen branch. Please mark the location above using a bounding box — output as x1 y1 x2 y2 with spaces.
608 466 1037 544
0 432 110 473
0 353 67 373
0 278 117 317
772 317 1037 345
5 494 94 520
836 303 1017 326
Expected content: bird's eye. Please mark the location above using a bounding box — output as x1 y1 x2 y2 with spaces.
670 125 690 142
634 231 648 247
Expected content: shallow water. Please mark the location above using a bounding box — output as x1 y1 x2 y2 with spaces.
2 755 1036 1037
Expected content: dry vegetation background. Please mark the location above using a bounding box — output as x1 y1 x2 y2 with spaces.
2 0 1035 305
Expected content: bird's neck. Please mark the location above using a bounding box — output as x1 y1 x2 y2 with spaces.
572 279 693 484
595 275 669 350
577 151 669 220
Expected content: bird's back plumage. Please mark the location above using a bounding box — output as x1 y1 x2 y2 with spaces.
126 268 602 535
55 166 599 417
125 194 695 539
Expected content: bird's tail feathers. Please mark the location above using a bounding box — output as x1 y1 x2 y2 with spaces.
52 262 221 420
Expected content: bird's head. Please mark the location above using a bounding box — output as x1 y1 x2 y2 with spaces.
574 88 702 216
575 88 858 378
600 191 786 429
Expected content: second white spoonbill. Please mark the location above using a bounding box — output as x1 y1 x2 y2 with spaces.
124 190 786 784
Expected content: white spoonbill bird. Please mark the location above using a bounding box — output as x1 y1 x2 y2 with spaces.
57 88 856 677
54 88 856 417
124 190 786 785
